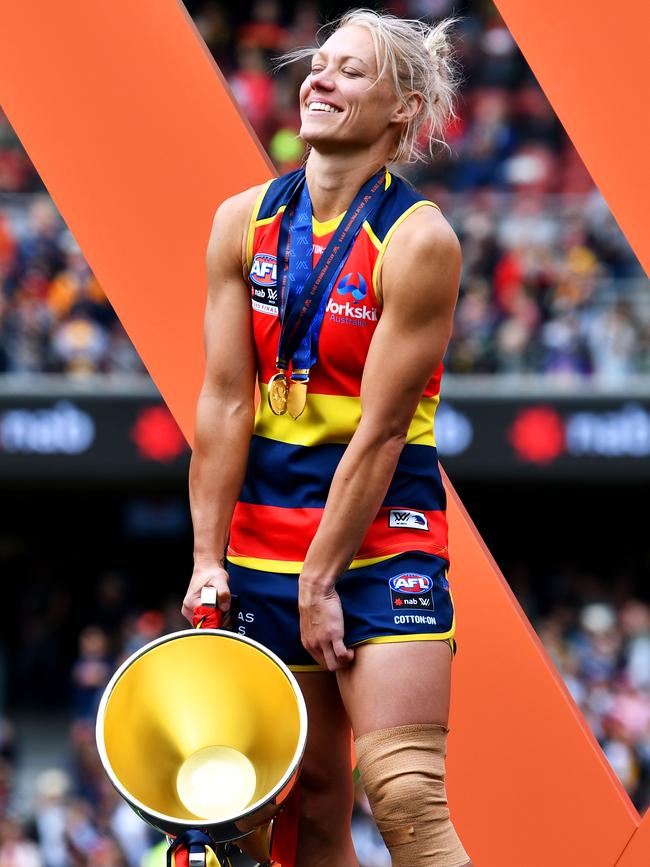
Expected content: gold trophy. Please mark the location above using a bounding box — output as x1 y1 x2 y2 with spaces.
96 588 307 865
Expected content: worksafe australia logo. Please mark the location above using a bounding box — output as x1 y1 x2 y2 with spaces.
327 271 377 324
336 271 367 302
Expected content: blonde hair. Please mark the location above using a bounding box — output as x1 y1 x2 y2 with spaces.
277 8 462 165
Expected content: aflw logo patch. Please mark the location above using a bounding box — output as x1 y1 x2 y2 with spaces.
250 253 277 286
388 509 428 531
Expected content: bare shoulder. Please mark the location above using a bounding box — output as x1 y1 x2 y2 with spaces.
381 204 461 313
207 182 268 276
384 204 461 279
211 184 266 228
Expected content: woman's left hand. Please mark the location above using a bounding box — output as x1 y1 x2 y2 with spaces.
298 581 355 671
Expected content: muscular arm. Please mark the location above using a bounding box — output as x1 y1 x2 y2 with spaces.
299 206 461 667
182 187 260 621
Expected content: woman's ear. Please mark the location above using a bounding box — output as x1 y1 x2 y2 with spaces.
391 91 424 125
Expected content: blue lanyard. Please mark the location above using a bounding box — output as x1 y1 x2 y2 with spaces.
275 167 389 376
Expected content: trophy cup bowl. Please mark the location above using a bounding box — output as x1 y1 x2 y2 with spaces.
95 627 307 850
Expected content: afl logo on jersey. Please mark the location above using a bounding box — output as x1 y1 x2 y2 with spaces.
389 574 433 594
250 253 277 286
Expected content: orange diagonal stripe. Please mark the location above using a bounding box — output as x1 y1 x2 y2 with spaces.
492 0 650 280
0 2 644 864
616 814 650 866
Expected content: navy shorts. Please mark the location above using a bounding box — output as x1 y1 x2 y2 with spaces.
226 552 456 671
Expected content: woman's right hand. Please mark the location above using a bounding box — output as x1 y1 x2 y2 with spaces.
181 560 231 625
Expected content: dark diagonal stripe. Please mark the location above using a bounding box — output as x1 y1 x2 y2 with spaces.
240 436 446 511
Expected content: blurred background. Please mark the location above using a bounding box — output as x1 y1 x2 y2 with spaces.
1 0 649 864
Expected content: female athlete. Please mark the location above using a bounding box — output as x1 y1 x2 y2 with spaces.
183 8 472 866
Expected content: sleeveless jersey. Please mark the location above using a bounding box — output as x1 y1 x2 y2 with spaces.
227 169 448 573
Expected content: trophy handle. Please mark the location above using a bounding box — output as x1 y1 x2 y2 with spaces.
193 587 240 631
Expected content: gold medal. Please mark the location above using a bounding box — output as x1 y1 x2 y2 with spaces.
268 371 289 415
287 372 309 420
287 382 307 419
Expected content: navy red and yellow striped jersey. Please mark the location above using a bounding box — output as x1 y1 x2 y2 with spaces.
228 169 448 573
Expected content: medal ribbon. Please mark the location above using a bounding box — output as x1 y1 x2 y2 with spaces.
275 166 390 376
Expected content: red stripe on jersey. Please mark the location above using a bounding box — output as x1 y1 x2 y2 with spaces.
228 503 448 563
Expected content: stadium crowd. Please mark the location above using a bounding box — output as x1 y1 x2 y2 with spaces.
0 567 648 865
1 0 648 380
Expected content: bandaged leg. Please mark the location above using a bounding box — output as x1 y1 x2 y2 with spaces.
354 723 470 867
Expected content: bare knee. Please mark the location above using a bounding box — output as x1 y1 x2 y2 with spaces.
298 757 354 841
293 672 357 865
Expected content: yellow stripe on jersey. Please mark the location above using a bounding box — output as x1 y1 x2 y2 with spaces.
306 171 392 238
255 385 439 447
362 220 382 252
351 631 455 645
246 179 274 271
227 551 399 574
371 200 441 302
254 204 286 229
312 212 343 236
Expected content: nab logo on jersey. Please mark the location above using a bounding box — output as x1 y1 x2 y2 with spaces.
250 253 277 286
337 272 367 303
389 572 435 611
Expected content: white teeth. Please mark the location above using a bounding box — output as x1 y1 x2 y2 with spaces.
308 102 340 113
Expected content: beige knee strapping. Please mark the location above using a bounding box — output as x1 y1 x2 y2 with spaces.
354 724 469 867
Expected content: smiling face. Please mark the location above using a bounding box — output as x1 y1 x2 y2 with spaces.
298 25 408 159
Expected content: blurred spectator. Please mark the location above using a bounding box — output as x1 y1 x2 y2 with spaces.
0 815 43 866
120 610 164 658
588 301 639 382
193 2 233 71
620 601 650 691
51 310 109 376
1 281 53 373
237 0 287 53
229 46 277 147
70 628 112 723
33 770 71 867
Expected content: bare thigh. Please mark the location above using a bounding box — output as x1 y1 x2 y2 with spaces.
336 640 453 736
293 671 358 867
336 642 473 865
